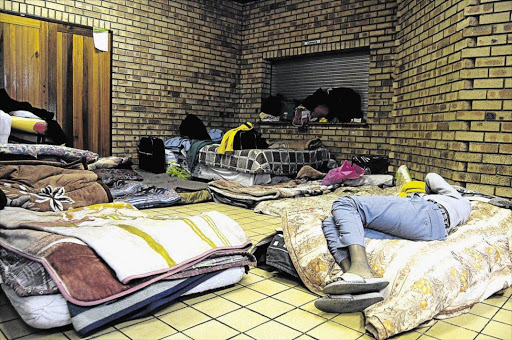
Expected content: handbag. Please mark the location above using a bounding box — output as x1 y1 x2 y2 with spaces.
138 137 166 173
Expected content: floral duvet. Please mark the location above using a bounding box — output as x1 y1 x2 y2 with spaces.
256 186 512 339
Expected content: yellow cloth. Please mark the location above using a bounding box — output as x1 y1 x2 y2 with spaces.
217 122 254 154
398 181 426 197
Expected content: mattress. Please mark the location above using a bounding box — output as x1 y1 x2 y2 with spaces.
197 144 330 175
1 267 244 331
192 163 271 186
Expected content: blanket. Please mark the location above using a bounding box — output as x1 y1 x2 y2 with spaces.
208 179 340 209
0 240 254 306
0 203 253 304
254 186 512 339
0 144 98 163
110 181 181 209
0 164 111 211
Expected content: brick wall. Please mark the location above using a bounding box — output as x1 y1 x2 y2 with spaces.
0 0 242 159
2 0 511 197
240 0 398 162
392 0 512 197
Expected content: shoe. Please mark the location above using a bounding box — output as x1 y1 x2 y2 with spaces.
314 292 384 313
323 273 389 295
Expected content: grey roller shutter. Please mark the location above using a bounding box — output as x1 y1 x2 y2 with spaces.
271 50 370 115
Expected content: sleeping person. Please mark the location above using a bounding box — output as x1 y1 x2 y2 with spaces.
316 173 472 313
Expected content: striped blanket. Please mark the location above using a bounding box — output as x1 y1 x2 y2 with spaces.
0 203 251 284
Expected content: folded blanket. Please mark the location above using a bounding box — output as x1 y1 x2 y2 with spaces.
0 164 111 212
268 138 323 150
93 168 143 186
0 203 252 301
208 179 339 209
0 144 98 163
110 181 181 209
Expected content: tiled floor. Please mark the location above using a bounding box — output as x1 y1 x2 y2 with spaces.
1 202 511 340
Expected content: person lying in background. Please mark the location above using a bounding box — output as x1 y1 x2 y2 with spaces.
315 173 472 313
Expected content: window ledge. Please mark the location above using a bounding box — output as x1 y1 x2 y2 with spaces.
258 121 369 128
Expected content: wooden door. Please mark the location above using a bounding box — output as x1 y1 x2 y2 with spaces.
0 12 111 156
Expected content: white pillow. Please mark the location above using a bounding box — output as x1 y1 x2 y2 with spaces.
9 110 41 119
0 110 12 144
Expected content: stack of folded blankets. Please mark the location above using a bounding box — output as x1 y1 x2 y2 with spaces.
0 144 255 335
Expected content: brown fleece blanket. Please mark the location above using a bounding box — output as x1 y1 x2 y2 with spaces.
0 164 110 211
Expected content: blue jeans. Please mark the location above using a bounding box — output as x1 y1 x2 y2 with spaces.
322 195 447 264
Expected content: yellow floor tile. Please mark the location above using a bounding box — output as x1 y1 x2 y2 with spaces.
245 320 302 340
272 287 318 306
307 320 361 339
425 321 478 339
247 279 290 295
153 301 188 316
331 312 366 332
391 330 422 339
217 308 270 332
113 316 153 330
275 309 326 332
481 320 512 339
180 291 217 306
503 287 512 297
247 297 295 319
299 300 337 319
503 297 512 311
158 307 210 332
221 287 267 305
0 318 35 339
229 333 254 339
483 294 508 308
162 332 192 339
0 331 5 340
65 326 113 340
17 332 69 340
91 330 131 340
120 318 176 339
470 302 500 319
192 296 240 318
443 312 489 332
474 334 501 340
239 272 266 286
492 308 512 324
183 320 238 339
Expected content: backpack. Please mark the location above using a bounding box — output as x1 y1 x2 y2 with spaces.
138 137 166 173
232 123 268 150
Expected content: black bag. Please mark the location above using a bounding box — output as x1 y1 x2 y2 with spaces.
352 155 389 175
138 137 166 173
233 124 268 150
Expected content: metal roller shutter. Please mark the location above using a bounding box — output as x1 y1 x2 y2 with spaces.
271 50 370 114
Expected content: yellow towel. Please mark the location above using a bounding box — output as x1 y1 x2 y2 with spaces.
10 116 47 135
217 122 254 154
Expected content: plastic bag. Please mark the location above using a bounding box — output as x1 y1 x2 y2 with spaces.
321 160 365 186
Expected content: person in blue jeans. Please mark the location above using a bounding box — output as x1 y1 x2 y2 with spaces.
316 173 472 312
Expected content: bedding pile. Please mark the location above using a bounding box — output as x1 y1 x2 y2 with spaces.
0 202 255 334
208 179 341 209
253 185 512 339
197 143 330 175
